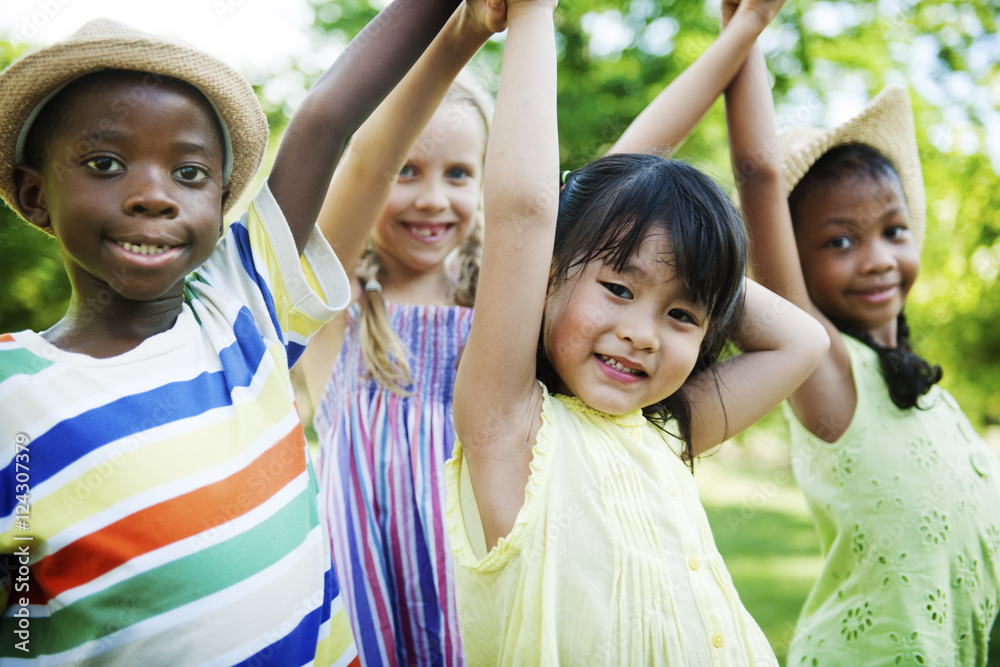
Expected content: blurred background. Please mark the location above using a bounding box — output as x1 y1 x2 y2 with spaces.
2 1 997 662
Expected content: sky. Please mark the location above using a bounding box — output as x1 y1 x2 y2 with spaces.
0 0 325 79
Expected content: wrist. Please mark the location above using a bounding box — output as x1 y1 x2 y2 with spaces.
729 7 772 34
456 4 496 44
506 3 556 24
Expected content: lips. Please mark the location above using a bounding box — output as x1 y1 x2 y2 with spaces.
110 238 184 266
597 353 646 377
401 222 453 243
849 284 899 304
114 240 174 256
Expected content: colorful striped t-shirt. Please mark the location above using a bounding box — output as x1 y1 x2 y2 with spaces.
0 184 359 666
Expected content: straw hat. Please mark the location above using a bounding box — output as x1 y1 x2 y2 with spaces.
0 18 268 219
779 85 925 248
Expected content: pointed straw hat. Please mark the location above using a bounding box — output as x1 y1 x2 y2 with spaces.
779 85 926 249
0 18 268 220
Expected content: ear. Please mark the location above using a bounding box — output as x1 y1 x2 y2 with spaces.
218 187 230 236
13 164 54 236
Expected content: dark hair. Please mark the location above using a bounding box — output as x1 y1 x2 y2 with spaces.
839 312 942 409
539 153 748 462
24 70 225 169
789 143 941 409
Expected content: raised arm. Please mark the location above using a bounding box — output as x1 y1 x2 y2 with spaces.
268 0 462 253
610 0 787 155
724 34 856 442
295 2 502 414
317 1 503 274
452 0 558 547
684 279 829 457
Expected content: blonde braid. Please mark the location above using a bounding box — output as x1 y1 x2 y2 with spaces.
356 244 414 395
451 204 483 308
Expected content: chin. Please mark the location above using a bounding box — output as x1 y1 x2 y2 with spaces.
585 394 641 416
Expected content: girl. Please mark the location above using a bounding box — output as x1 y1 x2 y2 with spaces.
445 0 829 664
295 3 503 665
724 21 1000 665
299 0 789 661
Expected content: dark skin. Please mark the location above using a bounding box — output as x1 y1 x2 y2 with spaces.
13 0 462 359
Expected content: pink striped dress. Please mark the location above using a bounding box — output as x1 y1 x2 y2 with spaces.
314 301 473 667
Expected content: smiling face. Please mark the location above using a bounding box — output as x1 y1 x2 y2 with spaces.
22 72 225 303
793 172 920 345
19 71 227 305
370 101 486 281
543 230 709 415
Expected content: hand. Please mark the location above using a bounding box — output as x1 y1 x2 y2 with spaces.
464 0 508 36
721 0 788 29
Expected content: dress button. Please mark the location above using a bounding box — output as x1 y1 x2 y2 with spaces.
688 555 701 571
667 483 679 497
630 428 643 441
712 632 725 648
971 452 993 478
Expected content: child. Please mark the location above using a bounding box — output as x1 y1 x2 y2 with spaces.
445 0 829 663
724 21 1000 665
0 2 462 663
298 0 789 661
295 3 502 663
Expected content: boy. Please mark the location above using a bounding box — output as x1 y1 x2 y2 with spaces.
0 1 460 663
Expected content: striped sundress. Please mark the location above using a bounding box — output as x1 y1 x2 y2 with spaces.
315 301 473 667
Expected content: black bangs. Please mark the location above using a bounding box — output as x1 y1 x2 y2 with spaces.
554 153 747 333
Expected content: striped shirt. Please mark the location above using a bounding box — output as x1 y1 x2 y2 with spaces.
0 184 359 666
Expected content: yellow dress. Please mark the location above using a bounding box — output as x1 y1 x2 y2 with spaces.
445 385 777 666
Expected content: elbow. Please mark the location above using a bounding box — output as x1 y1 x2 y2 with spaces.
737 157 782 190
485 186 559 228
804 316 831 371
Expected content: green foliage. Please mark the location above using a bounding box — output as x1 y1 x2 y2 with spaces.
1 0 997 428
0 43 72 334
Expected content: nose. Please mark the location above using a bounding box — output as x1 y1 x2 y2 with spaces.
413 178 449 212
859 238 897 274
123 167 178 217
617 306 659 352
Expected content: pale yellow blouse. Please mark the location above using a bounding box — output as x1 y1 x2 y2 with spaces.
445 385 777 666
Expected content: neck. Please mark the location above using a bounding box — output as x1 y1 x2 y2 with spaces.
868 317 899 349
376 260 455 307
44 292 185 358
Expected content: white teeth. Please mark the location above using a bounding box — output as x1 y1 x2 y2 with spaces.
599 354 642 375
413 227 437 237
117 241 170 256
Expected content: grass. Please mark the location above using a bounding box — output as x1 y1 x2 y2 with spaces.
696 430 823 666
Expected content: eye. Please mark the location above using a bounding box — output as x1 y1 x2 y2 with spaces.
668 308 697 325
825 236 852 250
885 225 909 241
398 164 416 179
446 166 472 181
84 156 124 173
174 165 209 182
602 282 633 299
